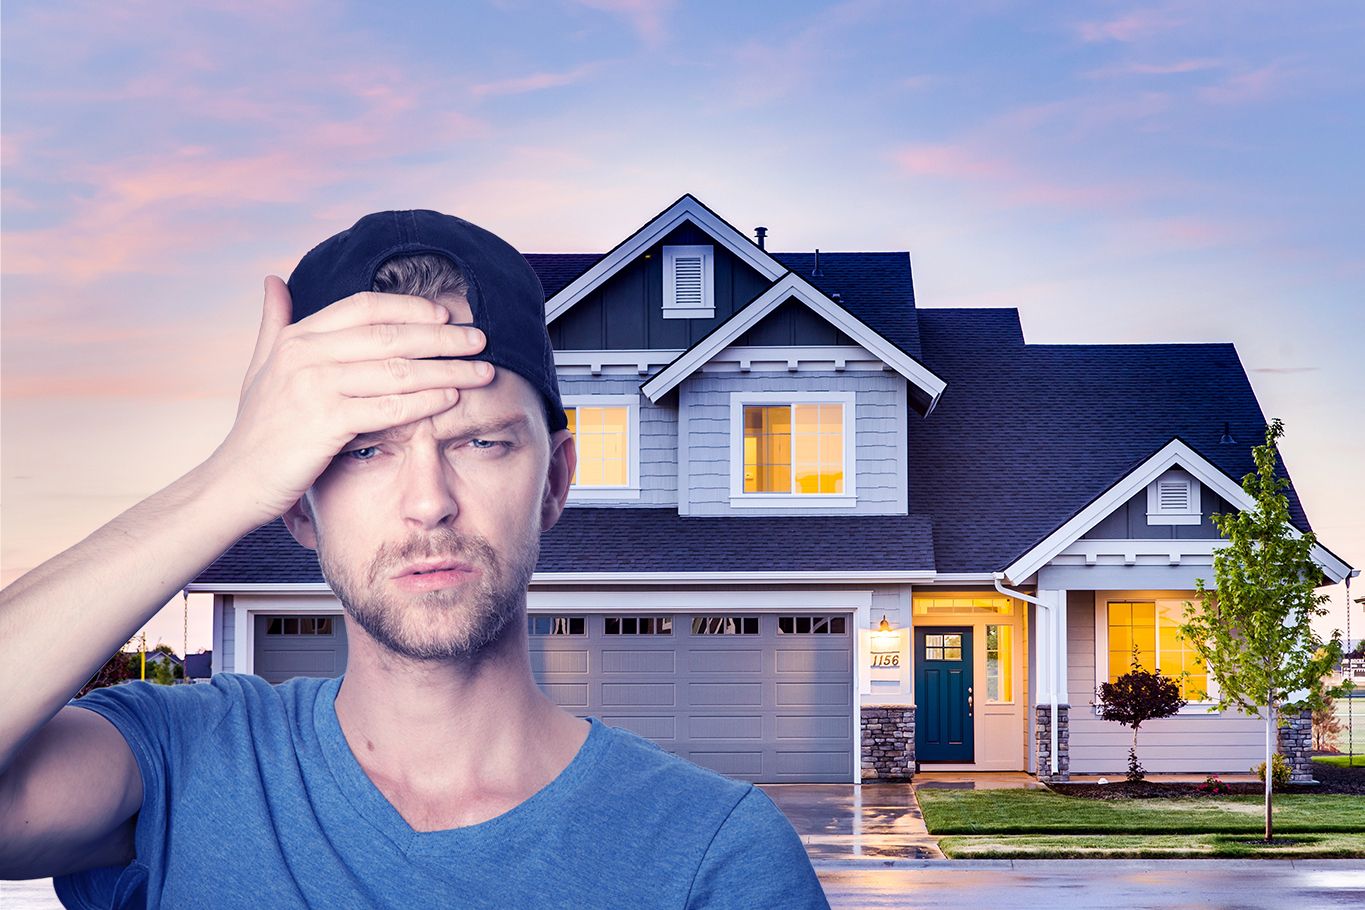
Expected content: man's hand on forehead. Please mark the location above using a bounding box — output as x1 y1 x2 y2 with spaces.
214 276 493 525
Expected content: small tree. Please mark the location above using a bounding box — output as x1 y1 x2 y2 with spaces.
1313 692 1343 752
77 649 140 697
1097 654 1186 781
1180 419 1346 841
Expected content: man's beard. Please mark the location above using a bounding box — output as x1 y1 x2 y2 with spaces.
318 524 539 662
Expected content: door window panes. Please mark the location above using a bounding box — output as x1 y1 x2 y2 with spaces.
985 625 1012 702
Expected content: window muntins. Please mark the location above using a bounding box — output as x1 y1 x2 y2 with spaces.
1146 469 1201 525
728 391 856 508
985 624 1013 703
1105 599 1212 703
662 245 715 319
563 394 640 500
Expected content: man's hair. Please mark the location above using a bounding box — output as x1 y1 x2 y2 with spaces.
372 253 470 301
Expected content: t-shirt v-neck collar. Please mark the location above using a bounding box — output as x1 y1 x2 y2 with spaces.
311 676 606 856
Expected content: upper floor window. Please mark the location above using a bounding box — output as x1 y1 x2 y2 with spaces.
563 394 640 500
728 392 856 508
1146 469 1201 525
662 245 715 319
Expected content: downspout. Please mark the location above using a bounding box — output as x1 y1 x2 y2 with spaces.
994 573 1057 776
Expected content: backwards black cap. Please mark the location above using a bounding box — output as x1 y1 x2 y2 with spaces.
286 210 567 432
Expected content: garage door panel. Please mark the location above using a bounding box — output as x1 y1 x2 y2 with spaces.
775 648 850 674
531 650 589 674
258 650 335 675
776 682 851 707
689 715 763 739
542 684 589 707
688 752 763 777
777 751 851 776
602 650 675 673
602 683 675 706
689 682 763 706
688 650 762 673
604 715 676 739
776 714 850 740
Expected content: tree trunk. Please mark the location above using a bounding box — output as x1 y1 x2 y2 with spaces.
1265 692 1275 842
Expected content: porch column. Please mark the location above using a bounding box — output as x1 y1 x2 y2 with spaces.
1034 588 1070 782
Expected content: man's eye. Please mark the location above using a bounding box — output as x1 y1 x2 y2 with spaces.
345 446 380 461
468 439 497 449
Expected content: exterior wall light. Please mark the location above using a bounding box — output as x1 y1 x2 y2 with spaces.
871 615 900 652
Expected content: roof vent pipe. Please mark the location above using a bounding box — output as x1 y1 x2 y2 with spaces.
754 226 767 250
1220 422 1236 444
812 249 823 277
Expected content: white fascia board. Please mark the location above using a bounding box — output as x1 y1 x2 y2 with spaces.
186 583 334 594
530 570 937 586
640 272 947 406
1002 438 1351 584
544 195 786 323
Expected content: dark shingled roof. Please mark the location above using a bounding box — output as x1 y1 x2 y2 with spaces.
908 307 1310 574
194 511 936 586
522 253 602 299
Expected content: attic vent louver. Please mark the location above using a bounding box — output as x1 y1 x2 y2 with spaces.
1147 470 1200 525
662 244 715 319
674 256 703 306
1158 478 1190 512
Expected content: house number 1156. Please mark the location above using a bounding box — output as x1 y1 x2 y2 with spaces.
871 653 900 667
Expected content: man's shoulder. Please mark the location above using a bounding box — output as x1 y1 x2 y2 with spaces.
594 721 753 798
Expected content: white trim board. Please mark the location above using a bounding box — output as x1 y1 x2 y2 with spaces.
1003 438 1352 585
544 195 785 323
639 272 946 412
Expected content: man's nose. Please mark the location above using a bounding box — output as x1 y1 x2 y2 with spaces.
396 446 458 529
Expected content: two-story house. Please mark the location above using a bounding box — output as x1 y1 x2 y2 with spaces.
193 195 1353 783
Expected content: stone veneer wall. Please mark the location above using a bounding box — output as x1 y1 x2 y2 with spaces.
1035 704 1070 782
1277 708 1315 783
861 705 915 780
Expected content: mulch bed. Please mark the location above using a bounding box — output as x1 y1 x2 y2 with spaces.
1049 759 1365 800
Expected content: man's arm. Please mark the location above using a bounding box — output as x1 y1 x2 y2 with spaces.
0 277 490 876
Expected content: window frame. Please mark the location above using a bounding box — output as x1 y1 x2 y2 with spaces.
662 244 715 319
727 391 857 508
1095 595 1218 709
1146 469 1202 525
563 394 641 500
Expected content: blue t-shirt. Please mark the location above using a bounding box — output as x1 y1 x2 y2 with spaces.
56 675 828 909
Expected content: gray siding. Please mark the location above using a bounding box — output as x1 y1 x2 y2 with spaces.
558 377 677 507
220 595 235 674
1065 590 1265 774
680 370 909 517
1083 488 1231 540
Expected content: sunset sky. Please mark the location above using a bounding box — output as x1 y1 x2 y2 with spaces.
4 0 1363 654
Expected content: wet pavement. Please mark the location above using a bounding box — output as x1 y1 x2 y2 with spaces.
760 782 944 861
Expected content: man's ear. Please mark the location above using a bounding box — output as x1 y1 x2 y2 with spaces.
282 497 319 550
541 429 576 532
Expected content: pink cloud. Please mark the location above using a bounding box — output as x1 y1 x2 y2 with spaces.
1199 63 1286 104
893 144 1015 180
1085 58 1224 78
569 0 674 47
471 63 601 98
1076 9 1185 42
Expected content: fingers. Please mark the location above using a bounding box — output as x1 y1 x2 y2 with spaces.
338 387 466 436
286 321 487 366
327 357 493 398
240 277 294 408
297 291 455 334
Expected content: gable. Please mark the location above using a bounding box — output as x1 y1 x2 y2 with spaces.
733 298 857 347
546 222 773 351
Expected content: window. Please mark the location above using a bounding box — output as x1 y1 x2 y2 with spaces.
527 616 585 636
563 395 639 499
777 616 847 634
913 597 1012 615
985 625 1012 702
691 616 759 635
1107 601 1208 701
1146 469 1201 525
662 245 715 318
923 634 962 661
266 616 334 635
728 392 856 506
604 616 673 635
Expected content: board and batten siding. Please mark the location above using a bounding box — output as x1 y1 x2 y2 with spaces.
679 370 909 517
1065 589 1265 774
558 377 678 507
1082 488 1230 540
218 595 235 675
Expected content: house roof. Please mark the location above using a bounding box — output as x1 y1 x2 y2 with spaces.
908 307 1314 575
192 511 937 587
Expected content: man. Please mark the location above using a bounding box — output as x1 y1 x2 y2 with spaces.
0 211 829 908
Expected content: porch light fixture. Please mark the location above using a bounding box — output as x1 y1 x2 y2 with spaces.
872 615 899 651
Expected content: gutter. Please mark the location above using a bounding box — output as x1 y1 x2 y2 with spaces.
994 573 1058 777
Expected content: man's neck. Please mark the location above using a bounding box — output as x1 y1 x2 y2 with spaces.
332 617 590 833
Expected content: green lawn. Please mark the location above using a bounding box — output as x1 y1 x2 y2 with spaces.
938 832 1365 859
1313 754 1365 768
917 788 1365 836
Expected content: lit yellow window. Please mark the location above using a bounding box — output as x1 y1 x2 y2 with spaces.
985 625 1012 702
1108 600 1208 701
743 404 842 494
566 406 629 487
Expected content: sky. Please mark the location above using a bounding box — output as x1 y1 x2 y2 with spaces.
3 0 1363 656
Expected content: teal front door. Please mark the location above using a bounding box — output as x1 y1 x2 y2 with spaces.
914 627 974 763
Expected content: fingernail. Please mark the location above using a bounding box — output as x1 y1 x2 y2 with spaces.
475 361 493 378
434 305 449 322
445 388 457 403
465 327 482 346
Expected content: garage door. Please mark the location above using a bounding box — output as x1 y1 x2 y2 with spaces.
529 612 854 782
254 614 348 684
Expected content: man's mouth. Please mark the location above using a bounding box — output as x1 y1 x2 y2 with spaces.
391 559 481 590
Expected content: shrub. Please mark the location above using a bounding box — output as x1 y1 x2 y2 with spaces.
1253 753 1290 789
1198 774 1233 796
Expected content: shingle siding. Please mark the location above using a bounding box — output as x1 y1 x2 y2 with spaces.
558 376 677 507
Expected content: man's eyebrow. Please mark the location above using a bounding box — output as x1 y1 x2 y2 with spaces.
348 426 412 447
439 414 533 440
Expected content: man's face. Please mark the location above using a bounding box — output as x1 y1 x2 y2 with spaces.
286 364 571 662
